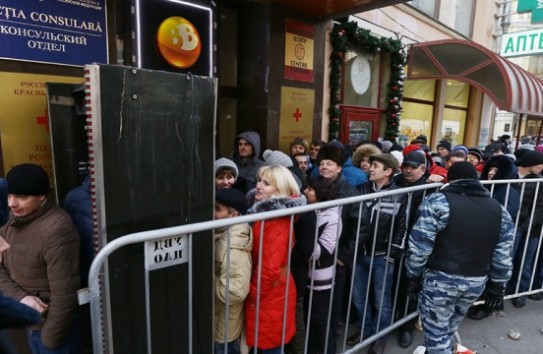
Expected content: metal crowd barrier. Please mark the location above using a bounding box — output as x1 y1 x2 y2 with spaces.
84 178 543 354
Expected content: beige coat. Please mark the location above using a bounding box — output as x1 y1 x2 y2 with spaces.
0 199 80 348
214 222 252 343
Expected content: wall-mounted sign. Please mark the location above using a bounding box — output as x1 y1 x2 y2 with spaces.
278 86 314 152
500 29 543 57
0 72 82 178
350 56 371 95
0 0 107 66
133 0 213 76
518 0 543 24
284 19 315 83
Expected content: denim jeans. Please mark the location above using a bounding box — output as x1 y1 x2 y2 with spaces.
27 326 80 354
214 339 240 354
508 235 540 295
352 255 394 338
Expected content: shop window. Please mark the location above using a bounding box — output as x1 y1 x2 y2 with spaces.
442 107 467 145
398 101 434 146
444 80 469 108
404 79 436 101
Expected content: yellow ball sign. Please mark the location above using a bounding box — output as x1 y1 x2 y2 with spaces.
156 17 201 69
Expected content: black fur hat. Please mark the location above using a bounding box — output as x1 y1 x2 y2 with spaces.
317 143 347 166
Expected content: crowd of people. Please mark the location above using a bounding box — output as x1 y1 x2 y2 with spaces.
0 131 542 354
213 131 543 354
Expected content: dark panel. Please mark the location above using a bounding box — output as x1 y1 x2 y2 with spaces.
88 65 215 353
46 83 88 205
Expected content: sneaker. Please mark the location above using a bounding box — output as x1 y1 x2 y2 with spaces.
456 343 477 353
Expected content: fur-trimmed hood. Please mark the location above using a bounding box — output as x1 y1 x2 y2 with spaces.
352 144 381 168
248 194 306 214
481 155 518 181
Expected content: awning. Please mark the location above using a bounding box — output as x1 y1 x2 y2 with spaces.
265 0 409 20
407 39 543 117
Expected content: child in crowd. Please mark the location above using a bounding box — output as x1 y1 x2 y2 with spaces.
214 188 252 354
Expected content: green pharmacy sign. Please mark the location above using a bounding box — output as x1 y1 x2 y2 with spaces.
518 0 543 24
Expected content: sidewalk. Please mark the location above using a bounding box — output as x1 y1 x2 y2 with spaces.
382 298 543 354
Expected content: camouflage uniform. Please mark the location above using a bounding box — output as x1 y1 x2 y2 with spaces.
405 180 514 354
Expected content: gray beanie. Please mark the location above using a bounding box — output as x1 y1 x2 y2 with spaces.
263 149 293 167
214 158 239 180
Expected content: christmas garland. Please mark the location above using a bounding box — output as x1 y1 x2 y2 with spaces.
329 21 406 142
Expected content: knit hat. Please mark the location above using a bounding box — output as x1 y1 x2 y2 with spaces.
514 150 543 167
317 143 347 166
447 161 478 181
415 135 428 145
370 153 399 172
6 163 49 196
263 149 293 167
380 140 393 153
214 158 239 180
451 145 469 157
467 148 483 162
215 188 248 215
402 144 423 156
437 140 452 152
402 151 426 167
390 150 404 166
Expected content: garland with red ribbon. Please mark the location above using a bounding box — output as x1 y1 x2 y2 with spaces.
329 21 406 142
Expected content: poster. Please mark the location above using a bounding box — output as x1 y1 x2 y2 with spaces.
284 19 315 83
0 0 108 66
279 86 314 152
0 72 82 178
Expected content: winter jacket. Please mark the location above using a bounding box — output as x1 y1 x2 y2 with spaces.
333 174 371 266
310 157 368 188
359 181 408 258
214 223 253 343
480 155 520 220
517 173 543 237
232 132 265 191
64 175 94 287
0 199 80 348
405 179 514 284
0 293 41 329
308 207 341 291
291 211 318 297
245 195 305 349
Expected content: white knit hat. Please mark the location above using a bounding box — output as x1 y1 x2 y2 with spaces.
263 149 293 167
214 158 239 180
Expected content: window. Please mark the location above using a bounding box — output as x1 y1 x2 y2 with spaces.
441 80 470 145
409 0 474 37
399 79 436 146
408 0 437 17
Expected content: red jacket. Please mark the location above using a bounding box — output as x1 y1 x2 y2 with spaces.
245 196 303 349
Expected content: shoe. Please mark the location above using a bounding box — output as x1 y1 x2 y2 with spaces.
527 292 543 301
512 297 526 308
369 340 386 354
346 332 362 346
455 343 477 353
467 306 489 320
398 329 413 348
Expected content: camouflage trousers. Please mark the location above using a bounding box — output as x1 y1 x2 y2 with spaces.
419 270 486 354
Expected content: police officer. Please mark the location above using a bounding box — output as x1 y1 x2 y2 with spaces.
404 162 514 354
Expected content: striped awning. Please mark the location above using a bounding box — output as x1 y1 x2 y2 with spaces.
407 39 543 116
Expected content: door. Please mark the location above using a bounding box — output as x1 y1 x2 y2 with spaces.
339 105 381 145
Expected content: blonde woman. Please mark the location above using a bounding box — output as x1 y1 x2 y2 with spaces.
245 165 306 353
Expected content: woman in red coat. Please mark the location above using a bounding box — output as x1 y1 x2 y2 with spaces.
245 165 306 353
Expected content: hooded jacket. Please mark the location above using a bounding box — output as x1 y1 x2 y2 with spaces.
245 195 305 349
481 155 520 220
0 199 80 348
214 223 253 343
232 132 265 191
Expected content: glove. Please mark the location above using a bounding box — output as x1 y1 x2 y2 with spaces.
484 281 505 311
406 276 422 302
